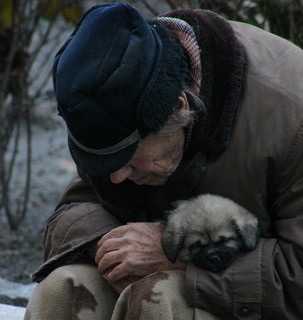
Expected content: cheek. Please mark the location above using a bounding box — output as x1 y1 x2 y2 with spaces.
132 131 185 174
131 150 169 172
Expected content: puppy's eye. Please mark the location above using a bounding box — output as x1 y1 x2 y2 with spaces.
190 240 206 250
215 236 227 245
215 236 237 246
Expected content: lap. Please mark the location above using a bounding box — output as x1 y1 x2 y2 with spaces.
115 270 221 320
25 264 118 320
25 264 221 320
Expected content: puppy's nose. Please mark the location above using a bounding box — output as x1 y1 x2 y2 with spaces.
208 253 221 264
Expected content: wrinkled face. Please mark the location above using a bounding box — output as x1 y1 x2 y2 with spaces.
109 93 190 186
179 225 243 272
110 130 185 186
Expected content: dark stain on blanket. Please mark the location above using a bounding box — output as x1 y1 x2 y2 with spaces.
73 284 97 319
125 272 169 320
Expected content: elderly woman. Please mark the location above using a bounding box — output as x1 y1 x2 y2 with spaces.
25 2 303 320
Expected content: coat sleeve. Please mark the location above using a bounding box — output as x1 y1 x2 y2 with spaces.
32 174 121 282
185 122 303 320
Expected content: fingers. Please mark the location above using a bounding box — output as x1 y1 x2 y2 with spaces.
93 222 187 294
102 262 129 282
96 241 146 281
98 225 128 247
95 222 169 282
95 238 121 264
96 246 125 276
96 222 165 264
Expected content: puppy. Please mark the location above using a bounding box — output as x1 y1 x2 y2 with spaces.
161 194 259 272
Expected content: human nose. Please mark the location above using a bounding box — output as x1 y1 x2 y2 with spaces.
110 165 134 184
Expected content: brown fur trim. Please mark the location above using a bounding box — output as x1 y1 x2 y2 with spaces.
162 9 247 154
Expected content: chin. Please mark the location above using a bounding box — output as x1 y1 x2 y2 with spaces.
145 175 171 186
145 180 164 186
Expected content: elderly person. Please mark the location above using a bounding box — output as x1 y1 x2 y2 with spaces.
25 2 303 320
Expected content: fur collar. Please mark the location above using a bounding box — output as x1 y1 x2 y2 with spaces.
163 9 247 154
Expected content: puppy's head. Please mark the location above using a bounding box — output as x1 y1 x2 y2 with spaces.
161 194 259 272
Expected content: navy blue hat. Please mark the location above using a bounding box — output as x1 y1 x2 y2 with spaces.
53 2 188 176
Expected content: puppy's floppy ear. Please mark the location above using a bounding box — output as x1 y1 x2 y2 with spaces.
231 217 260 250
161 223 185 263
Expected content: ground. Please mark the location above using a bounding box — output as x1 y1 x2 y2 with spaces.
0 107 76 284
0 221 44 284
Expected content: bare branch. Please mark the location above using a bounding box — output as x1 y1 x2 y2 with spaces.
140 0 160 16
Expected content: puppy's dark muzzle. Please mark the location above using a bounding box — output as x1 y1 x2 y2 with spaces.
192 247 238 272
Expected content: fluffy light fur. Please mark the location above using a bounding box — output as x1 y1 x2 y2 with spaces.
162 194 259 272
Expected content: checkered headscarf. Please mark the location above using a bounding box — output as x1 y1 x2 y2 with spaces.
156 17 201 94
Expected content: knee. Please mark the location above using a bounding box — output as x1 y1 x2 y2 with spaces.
132 270 186 290
46 264 100 286
25 264 117 320
113 271 189 320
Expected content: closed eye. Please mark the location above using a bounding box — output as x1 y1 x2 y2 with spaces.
215 236 226 245
215 236 237 246
189 240 207 250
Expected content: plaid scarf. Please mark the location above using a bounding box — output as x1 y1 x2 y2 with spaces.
156 17 202 95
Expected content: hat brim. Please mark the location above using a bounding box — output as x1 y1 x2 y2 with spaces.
68 137 139 176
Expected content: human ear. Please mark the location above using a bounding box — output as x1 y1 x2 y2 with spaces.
178 91 190 111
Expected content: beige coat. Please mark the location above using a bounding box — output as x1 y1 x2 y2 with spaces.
33 11 303 320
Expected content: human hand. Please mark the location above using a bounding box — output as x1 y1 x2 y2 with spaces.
95 222 186 289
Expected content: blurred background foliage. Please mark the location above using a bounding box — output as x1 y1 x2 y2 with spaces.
137 0 303 47
0 0 302 230
0 0 84 230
